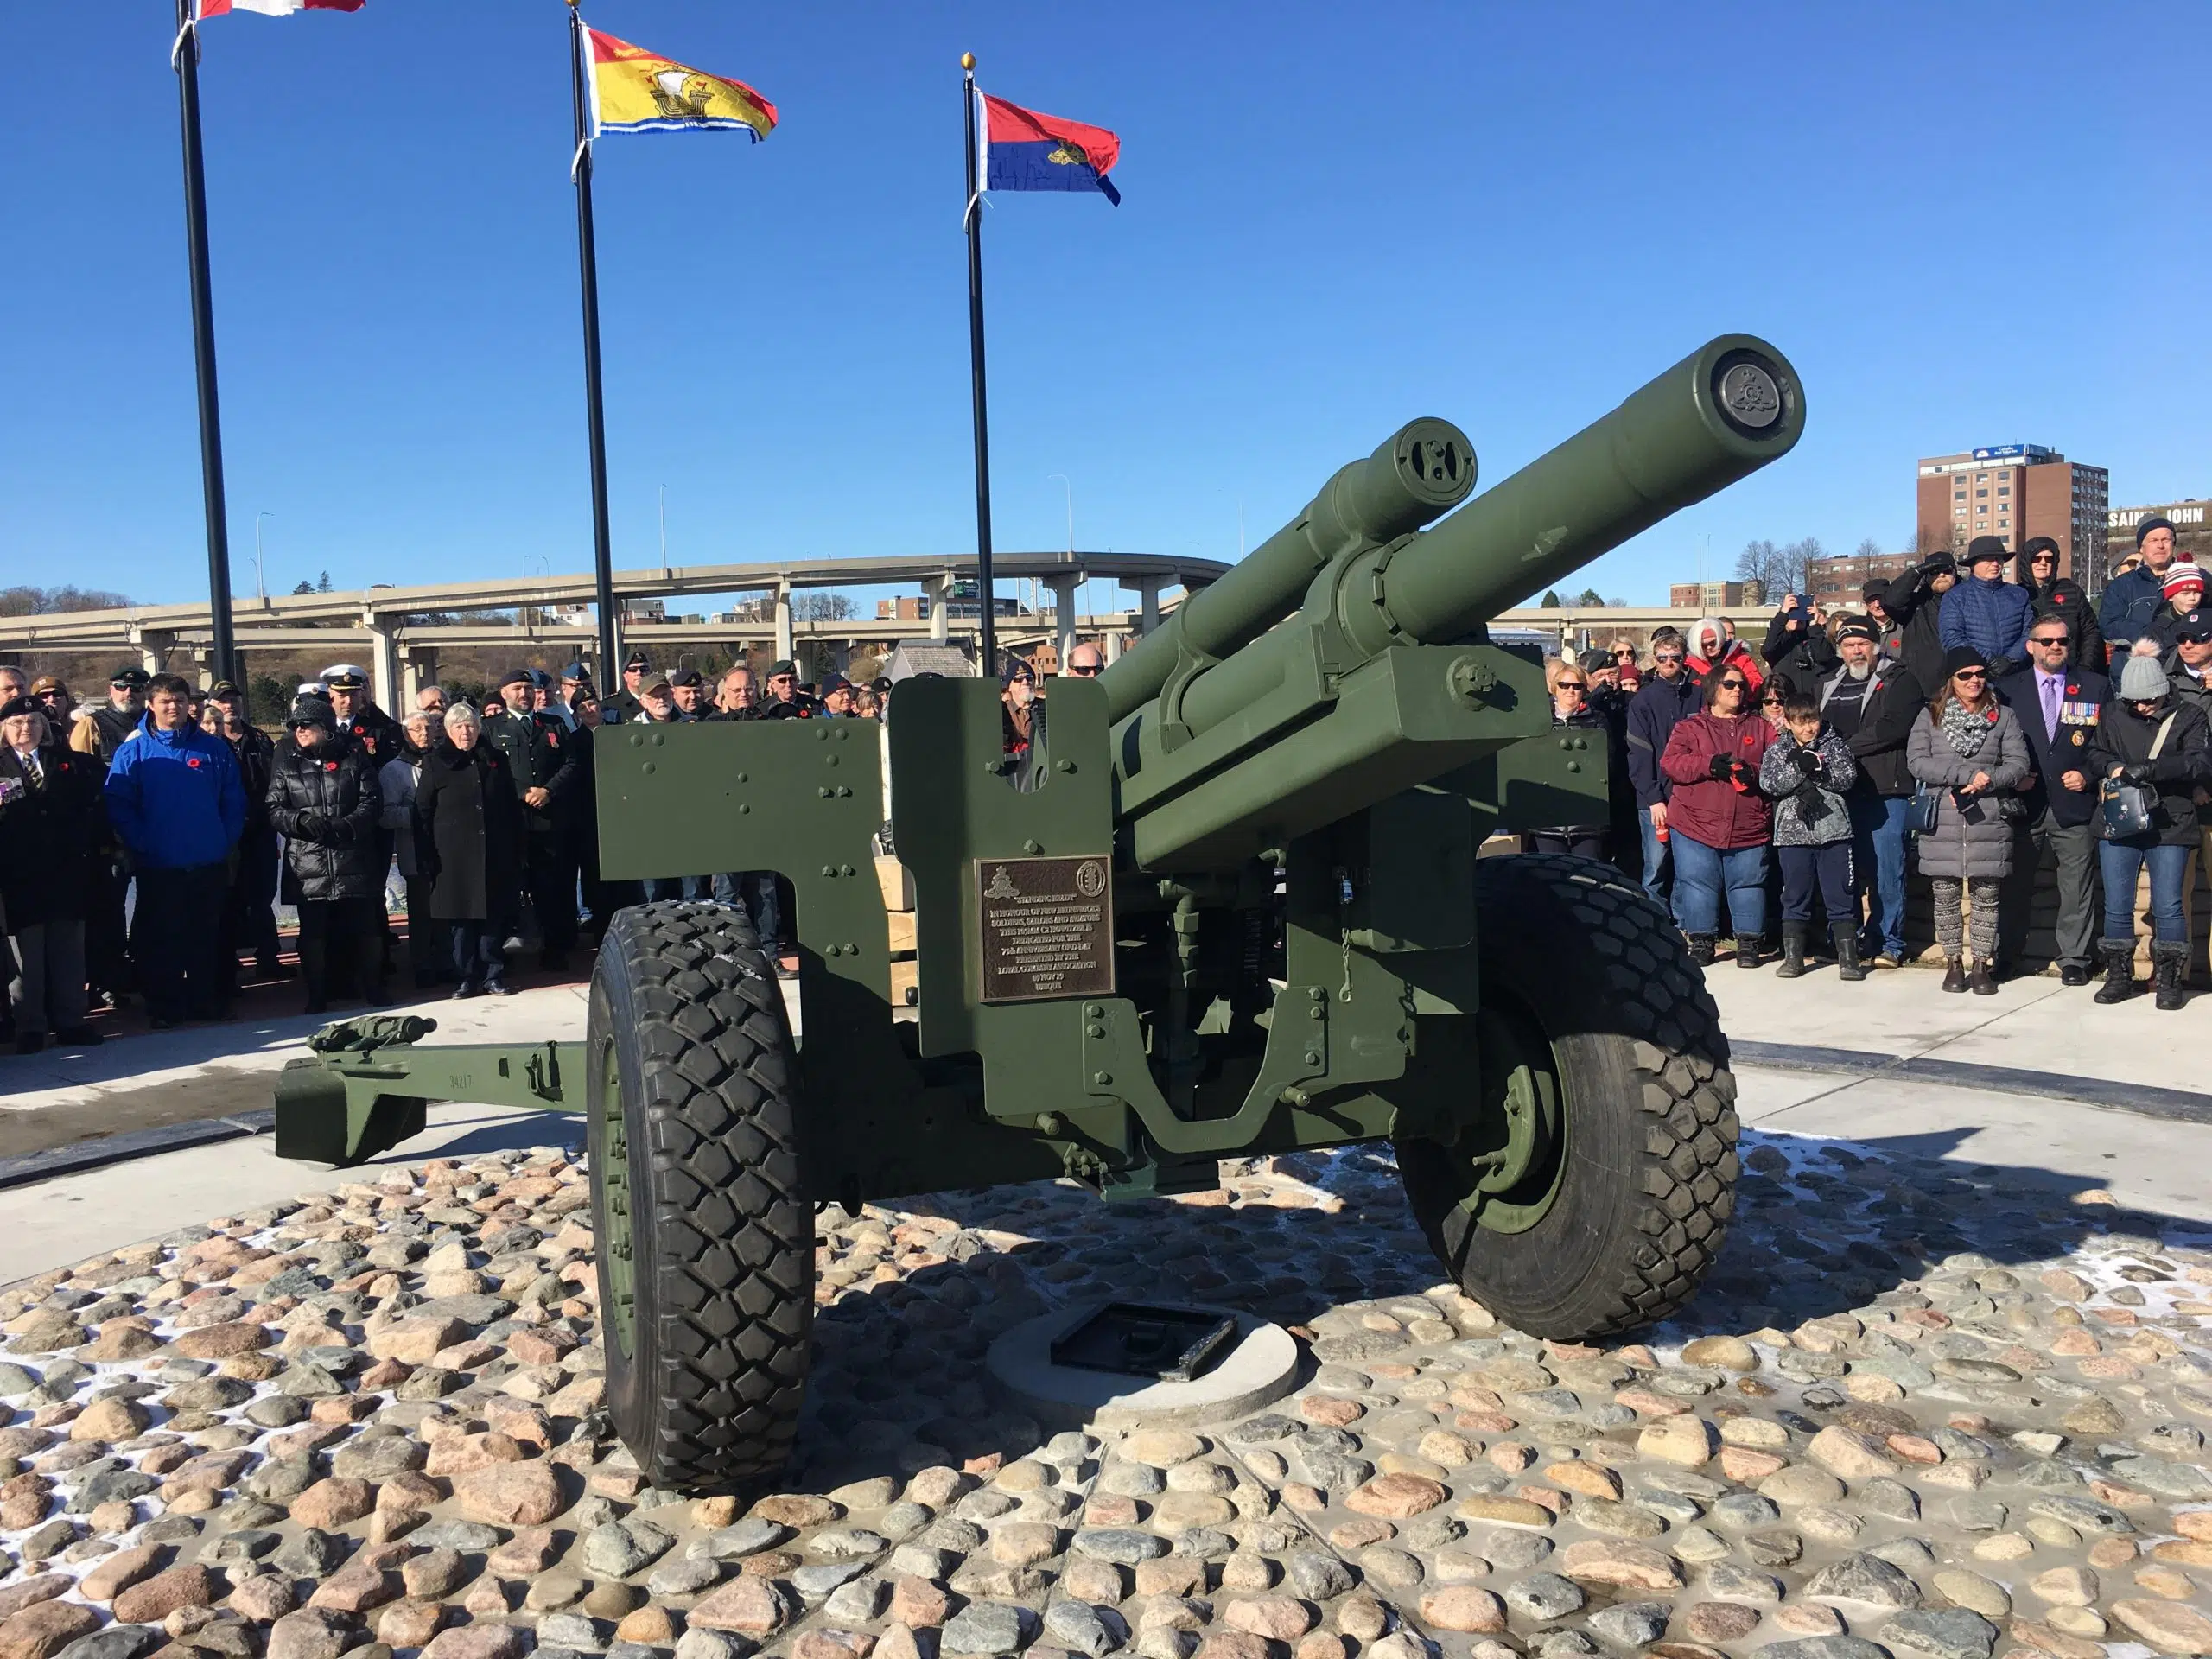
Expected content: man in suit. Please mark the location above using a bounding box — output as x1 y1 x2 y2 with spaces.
1996 614 2110 985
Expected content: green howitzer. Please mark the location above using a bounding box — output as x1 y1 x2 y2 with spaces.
274 334 1804 1495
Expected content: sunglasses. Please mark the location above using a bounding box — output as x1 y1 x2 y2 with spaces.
1954 670 1988 682
1065 664 1101 676
1761 695 1785 706
1611 649 1637 659
1653 652 1686 663
1717 678 1749 691
1557 680 1587 690
2029 635 2069 646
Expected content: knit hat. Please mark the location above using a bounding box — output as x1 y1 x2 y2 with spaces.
1965 536 2010 570
2119 654 2171 701
287 696 335 730
2138 515 2176 548
2162 562 2205 600
1940 645 1988 682
1834 615 1877 643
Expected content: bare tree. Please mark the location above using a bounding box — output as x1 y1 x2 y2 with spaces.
1735 537 1821 599
0 584 133 616
791 592 856 623
1853 537 1884 562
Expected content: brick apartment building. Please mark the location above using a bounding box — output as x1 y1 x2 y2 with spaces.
1805 551 1916 604
1667 580 1764 609
1916 444 2109 589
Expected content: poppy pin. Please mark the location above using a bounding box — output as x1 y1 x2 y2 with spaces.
548 731 560 747
324 760 338 772
186 757 200 768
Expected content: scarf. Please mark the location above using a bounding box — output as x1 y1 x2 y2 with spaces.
1940 696 1996 759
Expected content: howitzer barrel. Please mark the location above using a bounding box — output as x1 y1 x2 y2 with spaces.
1100 418 1476 723
1167 334 1804 741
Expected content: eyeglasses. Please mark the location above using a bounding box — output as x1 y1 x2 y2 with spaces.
1611 648 1637 660
1557 680 1587 692
1761 695 1785 706
2029 634 2069 647
1717 678 1748 691
1065 663 1101 676
1954 670 1988 682
1653 652 1686 664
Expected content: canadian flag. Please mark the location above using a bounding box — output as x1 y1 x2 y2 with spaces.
200 0 364 16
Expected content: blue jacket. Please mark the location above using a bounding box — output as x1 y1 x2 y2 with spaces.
1939 575 2032 664
104 715 245 870
1624 671 1700 808
2099 563 2164 650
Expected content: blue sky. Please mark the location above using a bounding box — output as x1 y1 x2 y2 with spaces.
4 3 2207 614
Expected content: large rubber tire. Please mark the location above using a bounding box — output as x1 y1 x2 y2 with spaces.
1395 854 1738 1338
588 901 812 1493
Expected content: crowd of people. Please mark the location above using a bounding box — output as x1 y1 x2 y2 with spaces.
0 649 908 1053
1560 523 2212 1010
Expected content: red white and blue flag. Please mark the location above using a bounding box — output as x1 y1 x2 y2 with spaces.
980 92 1121 206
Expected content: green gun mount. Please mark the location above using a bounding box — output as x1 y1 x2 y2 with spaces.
274 334 1804 1495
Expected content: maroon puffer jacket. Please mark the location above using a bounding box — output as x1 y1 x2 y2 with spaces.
1660 712 1776 849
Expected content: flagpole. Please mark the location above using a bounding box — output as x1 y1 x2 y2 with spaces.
568 0 620 690
960 54 998 675
173 0 238 689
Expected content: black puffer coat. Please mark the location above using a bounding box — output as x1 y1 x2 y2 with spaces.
266 738 386 902
2087 696 2212 849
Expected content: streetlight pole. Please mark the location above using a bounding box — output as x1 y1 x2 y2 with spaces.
253 511 270 602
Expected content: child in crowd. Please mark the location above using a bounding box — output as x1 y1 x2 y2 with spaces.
1758 693 1862 981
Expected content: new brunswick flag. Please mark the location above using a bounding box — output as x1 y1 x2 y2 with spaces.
587 28 777 142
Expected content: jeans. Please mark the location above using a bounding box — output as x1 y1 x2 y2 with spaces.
2101 840 2190 943
645 875 712 903
131 864 231 1022
1671 834 1768 938
1637 809 1673 906
1847 791 1909 955
1778 842 1853 925
452 920 510 989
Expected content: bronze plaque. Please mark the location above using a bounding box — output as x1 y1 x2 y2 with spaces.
975 854 1116 1003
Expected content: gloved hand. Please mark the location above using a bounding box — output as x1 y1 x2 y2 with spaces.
2120 762 2157 786
295 811 327 840
1800 749 1827 778
1987 656 2016 682
1728 759 1758 791
1707 753 1736 781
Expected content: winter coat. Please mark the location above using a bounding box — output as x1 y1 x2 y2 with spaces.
103 715 245 871
1939 575 2033 668
412 741 524 923
1759 610 1839 700
1758 727 1856 847
1688 641 1763 694
2098 563 2166 652
481 705 580 833
379 751 427 879
1904 702 2031 880
2161 656 2212 826
1994 664 2109 831
1880 566 1953 707
231 725 276 841
2143 602 2209 656
0 743 106 929
1624 671 1700 809
2024 572 2104 671
1818 660 1922 798
2086 696 2212 849
266 738 387 904
1659 712 1775 850
334 703 405 768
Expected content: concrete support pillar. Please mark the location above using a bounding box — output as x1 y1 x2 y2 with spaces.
1047 574 1080 665
402 646 440 706
135 628 175 679
924 574 952 643
1132 580 1162 636
364 616 403 717
1103 628 1125 665
773 584 795 662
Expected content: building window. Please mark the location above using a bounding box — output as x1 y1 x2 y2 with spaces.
1997 486 2010 496
1976 489 1989 498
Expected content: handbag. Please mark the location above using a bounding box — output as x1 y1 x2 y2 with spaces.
1907 784 1941 836
2100 713 2177 838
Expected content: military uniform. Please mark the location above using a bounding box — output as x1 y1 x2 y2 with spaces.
69 671 149 997
482 685 582 964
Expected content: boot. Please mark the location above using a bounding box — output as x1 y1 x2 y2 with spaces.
1688 934 1716 966
1833 925 1866 982
2094 938 2139 1004
1969 958 1998 995
2152 941 2190 1012
1942 957 1967 994
1774 924 1808 978
1734 933 1763 969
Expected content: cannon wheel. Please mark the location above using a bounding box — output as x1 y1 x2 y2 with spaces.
588 901 812 1493
1395 854 1738 1338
